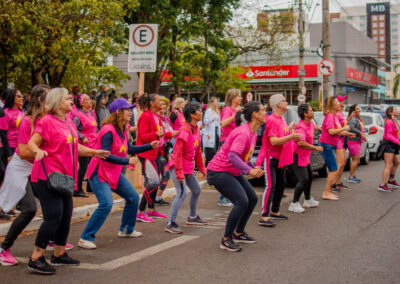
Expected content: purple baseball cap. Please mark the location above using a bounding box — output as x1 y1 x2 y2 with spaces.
109 98 136 113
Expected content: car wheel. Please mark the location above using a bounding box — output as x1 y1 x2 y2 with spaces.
361 145 370 165
318 166 328 177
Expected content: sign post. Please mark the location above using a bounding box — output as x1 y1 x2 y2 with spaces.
128 24 158 189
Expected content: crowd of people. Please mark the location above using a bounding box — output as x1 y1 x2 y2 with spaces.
0 85 398 272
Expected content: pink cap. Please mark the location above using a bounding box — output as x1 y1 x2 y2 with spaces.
337 95 348 102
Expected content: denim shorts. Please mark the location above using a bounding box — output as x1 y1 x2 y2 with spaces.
320 142 338 172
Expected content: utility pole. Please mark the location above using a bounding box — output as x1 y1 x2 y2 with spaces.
298 0 305 96
322 0 331 99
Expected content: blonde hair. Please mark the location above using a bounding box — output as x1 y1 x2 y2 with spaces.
323 96 337 116
45 87 69 114
172 97 185 110
102 110 126 132
225 89 241 107
207 96 220 114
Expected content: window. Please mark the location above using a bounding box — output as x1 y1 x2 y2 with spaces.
380 43 385 48
380 29 385 34
380 36 385 41
373 15 378 21
373 22 378 28
392 15 398 20
393 28 398 32
392 22 398 26
347 16 353 22
360 23 366 27
380 15 385 20
373 29 378 34
380 50 385 55
380 22 385 28
393 42 398 46
393 35 399 39
360 16 366 21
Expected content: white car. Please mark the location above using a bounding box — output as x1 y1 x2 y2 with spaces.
359 112 385 159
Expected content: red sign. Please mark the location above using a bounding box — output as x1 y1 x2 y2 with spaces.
346 67 378 86
239 64 318 79
160 70 200 82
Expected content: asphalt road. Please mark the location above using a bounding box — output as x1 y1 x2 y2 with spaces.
2 160 399 284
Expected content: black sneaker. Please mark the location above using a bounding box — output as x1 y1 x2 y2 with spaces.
336 183 348 190
6 210 16 217
28 256 56 275
220 238 241 252
50 253 80 266
0 210 11 220
155 199 170 206
187 215 208 226
258 218 276 227
269 213 288 220
73 191 89 198
233 232 256 244
330 184 341 192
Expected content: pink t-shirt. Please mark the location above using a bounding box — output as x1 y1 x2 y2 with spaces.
0 108 25 148
207 123 257 176
220 106 236 142
265 113 290 159
319 113 341 146
30 114 79 187
172 109 185 131
15 116 41 163
294 120 315 167
75 110 98 148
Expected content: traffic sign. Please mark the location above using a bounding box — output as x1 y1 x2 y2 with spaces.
301 86 307 95
297 94 306 102
319 59 335 76
128 24 158 73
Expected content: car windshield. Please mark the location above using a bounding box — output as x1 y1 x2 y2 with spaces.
314 112 324 126
360 115 373 125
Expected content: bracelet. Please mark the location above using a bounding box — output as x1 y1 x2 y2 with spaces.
91 150 96 157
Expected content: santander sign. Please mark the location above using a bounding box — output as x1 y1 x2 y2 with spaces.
240 64 318 79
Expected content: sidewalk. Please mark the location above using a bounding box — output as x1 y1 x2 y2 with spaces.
0 171 209 237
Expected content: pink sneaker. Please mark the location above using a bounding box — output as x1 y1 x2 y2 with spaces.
137 212 154 223
378 184 393 192
0 248 18 266
46 242 74 251
146 211 166 219
387 180 400 189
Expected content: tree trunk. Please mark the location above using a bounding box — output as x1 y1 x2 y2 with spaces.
145 72 161 93
47 59 70 87
31 67 44 87
200 81 211 101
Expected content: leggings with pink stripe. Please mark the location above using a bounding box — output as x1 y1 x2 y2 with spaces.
138 157 162 211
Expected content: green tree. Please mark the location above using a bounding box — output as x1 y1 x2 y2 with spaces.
393 62 400 98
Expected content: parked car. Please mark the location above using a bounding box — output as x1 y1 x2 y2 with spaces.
358 104 386 119
250 106 327 186
359 112 385 159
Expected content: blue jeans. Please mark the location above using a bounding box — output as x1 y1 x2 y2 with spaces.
81 170 139 242
320 142 338 172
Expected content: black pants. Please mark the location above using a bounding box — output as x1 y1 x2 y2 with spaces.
78 157 92 193
1 182 37 250
32 180 73 249
292 154 313 203
263 158 286 217
0 147 15 184
204 147 216 167
207 170 258 238
138 157 161 211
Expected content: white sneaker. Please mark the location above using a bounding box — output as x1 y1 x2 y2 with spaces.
303 197 319 208
118 230 143 238
288 202 305 213
78 238 97 249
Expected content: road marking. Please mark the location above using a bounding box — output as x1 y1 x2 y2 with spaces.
74 235 199 270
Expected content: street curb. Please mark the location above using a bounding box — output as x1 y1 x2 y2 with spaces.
0 180 208 237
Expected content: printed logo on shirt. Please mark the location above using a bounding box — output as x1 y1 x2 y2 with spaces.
119 145 127 153
193 140 199 147
245 147 253 162
16 116 21 129
92 121 97 126
67 134 76 144
157 124 161 132
284 127 289 134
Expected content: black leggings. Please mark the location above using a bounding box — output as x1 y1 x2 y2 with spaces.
1 182 37 250
207 170 258 238
138 157 162 211
32 180 73 249
292 154 313 203
78 157 92 193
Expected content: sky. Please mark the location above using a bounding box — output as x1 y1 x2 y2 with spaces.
233 0 394 26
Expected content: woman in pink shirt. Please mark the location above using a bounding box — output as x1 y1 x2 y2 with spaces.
0 88 25 170
207 101 265 252
170 97 186 131
319 96 352 201
27 88 109 274
378 106 400 192
0 85 50 266
219 89 243 206
288 104 323 213
165 102 207 234
72 93 98 197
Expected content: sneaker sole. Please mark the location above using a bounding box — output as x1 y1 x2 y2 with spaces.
258 222 276 227
303 204 318 208
136 218 154 223
186 222 208 226
347 180 360 184
147 216 166 219
288 209 305 213
217 203 233 207
219 244 241 252
387 184 400 189
0 260 17 266
50 262 80 266
27 266 55 275
118 233 143 238
164 228 183 234
78 244 96 250
377 187 392 192
269 217 288 220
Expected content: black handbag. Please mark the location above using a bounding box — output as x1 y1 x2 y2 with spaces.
40 126 76 196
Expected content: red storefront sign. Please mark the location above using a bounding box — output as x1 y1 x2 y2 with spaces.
239 64 318 79
346 67 378 86
160 70 200 82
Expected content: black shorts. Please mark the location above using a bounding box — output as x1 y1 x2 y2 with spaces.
383 139 399 155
